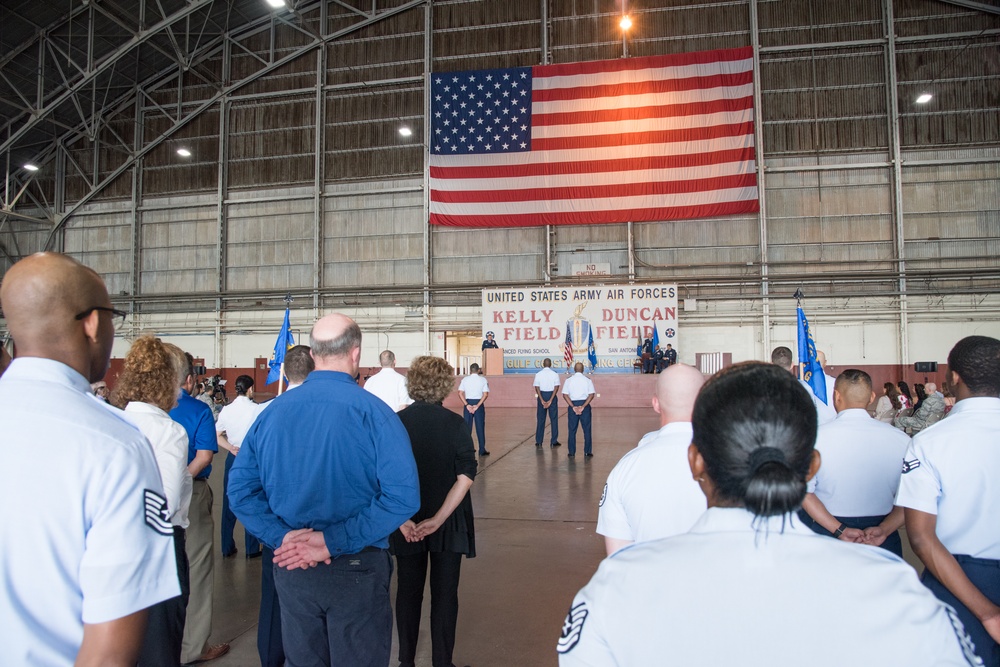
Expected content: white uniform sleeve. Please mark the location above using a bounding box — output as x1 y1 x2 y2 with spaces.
557 582 613 666
895 439 941 515
215 405 229 434
397 378 413 409
596 465 632 541
79 439 180 623
482 378 490 393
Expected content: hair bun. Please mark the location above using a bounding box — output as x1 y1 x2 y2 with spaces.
747 446 786 474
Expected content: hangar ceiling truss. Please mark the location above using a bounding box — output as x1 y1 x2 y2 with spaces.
0 0 426 252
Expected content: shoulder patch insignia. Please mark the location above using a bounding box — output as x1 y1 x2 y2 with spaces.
599 483 608 507
902 458 921 474
557 602 589 654
144 489 173 536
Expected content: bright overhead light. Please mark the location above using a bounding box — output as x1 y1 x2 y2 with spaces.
915 93 933 104
176 148 192 157
23 163 39 172
398 126 413 137
620 15 632 30
265 0 285 7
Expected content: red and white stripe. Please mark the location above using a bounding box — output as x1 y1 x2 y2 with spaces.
429 47 758 228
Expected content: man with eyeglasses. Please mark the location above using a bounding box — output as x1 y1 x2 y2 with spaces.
0 252 179 667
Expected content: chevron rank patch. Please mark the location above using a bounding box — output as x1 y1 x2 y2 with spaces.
143 489 173 536
902 458 922 474
557 602 589 654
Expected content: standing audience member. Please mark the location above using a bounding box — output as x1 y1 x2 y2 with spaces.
562 362 596 458
0 252 178 666
90 380 109 401
228 313 419 667
392 356 478 667
895 382 947 435
364 349 413 412
875 382 902 423
459 362 490 456
112 336 193 667
799 369 911 556
558 362 980 666
597 364 706 555
533 358 562 448
217 375 264 559
257 344 314 667
897 335 1000 665
771 345 836 424
196 380 221 420
169 351 228 664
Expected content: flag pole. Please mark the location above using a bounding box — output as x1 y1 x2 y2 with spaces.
793 288 804 379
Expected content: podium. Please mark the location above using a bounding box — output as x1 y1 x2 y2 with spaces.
483 348 504 376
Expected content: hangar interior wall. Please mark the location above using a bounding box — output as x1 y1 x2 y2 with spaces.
2 0 999 370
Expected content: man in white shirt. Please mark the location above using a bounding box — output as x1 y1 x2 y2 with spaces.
459 362 490 456
897 335 1000 664
800 369 911 556
598 364 705 555
533 358 562 448
363 349 412 412
217 375 265 558
771 345 836 425
562 362 596 458
0 252 179 666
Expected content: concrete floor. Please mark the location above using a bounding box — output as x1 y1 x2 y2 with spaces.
199 405 922 667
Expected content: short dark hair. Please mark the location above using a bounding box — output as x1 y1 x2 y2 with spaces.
692 362 816 518
543 358 552 367
310 320 362 359
948 335 1000 396
234 374 254 396
469 363 480 373
770 346 793 368
183 351 195 379
834 368 872 404
284 345 314 384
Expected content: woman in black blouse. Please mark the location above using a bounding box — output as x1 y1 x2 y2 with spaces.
392 355 477 667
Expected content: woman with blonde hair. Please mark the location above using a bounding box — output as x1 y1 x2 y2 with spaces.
392 355 477 667
111 336 192 667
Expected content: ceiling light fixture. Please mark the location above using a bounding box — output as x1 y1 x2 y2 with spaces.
398 126 413 137
620 15 632 30
265 0 286 8
23 163 39 171
176 148 192 157
915 93 933 104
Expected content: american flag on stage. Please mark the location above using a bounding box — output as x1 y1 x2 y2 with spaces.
429 47 758 228
563 323 574 368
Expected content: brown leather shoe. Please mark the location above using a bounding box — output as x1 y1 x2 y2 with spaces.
190 643 230 663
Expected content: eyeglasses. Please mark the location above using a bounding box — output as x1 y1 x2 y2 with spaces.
75 306 128 331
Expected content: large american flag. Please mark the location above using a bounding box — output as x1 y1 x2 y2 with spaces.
428 47 758 228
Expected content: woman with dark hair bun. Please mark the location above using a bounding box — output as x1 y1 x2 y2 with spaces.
558 362 979 667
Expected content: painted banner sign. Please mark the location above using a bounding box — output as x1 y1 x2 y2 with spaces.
482 284 678 374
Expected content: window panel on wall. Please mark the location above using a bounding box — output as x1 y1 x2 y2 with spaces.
229 99 316 188
324 188 424 289
226 198 314 291
139 204 218 295
63 210 132 296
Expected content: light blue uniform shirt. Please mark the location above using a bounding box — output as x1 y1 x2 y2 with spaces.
560 507 980 666
0 358 179 666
